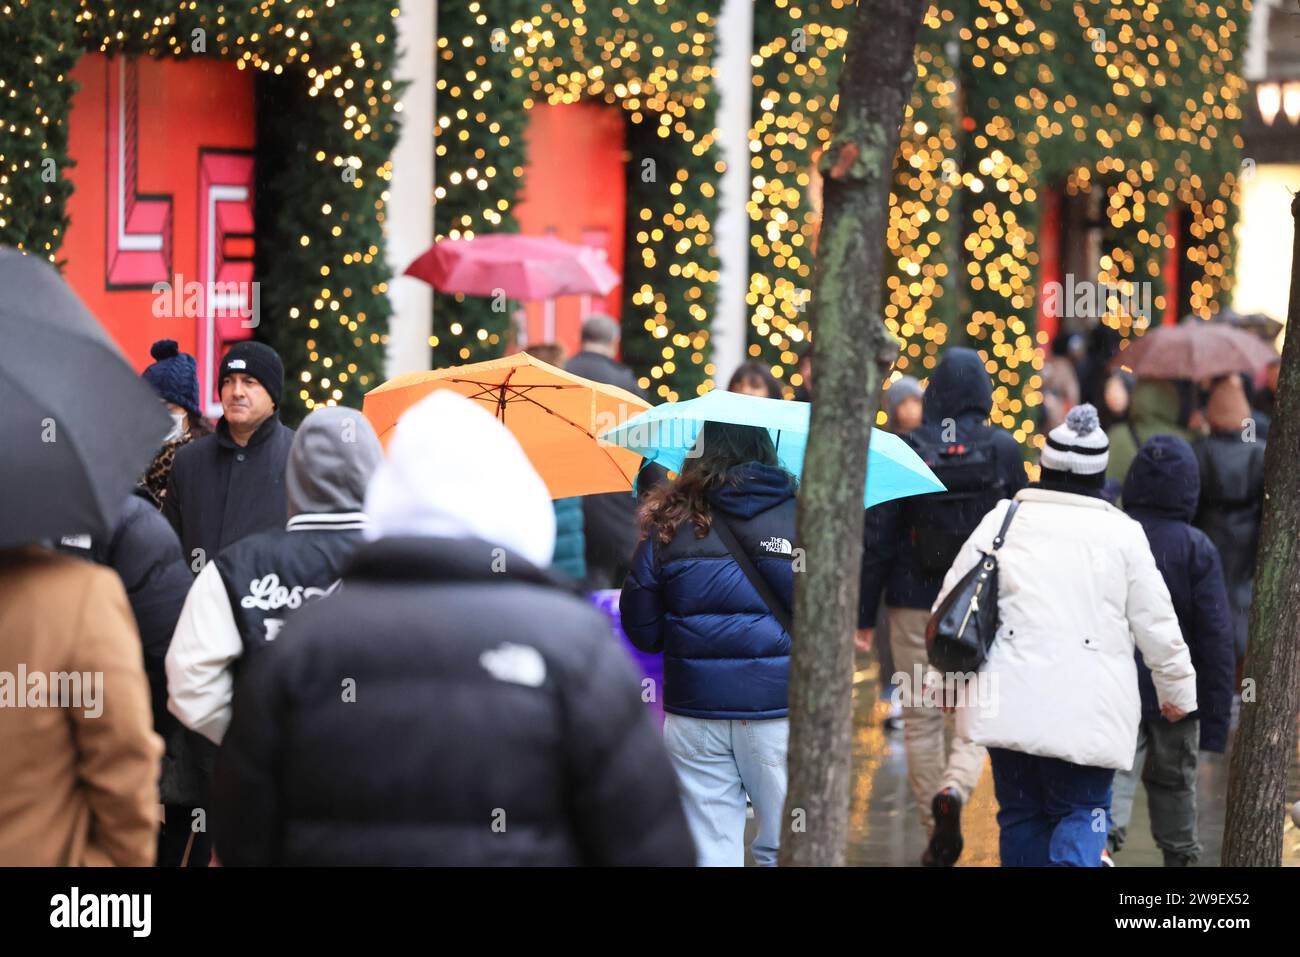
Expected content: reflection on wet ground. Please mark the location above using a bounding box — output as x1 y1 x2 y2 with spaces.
841 659 1300 867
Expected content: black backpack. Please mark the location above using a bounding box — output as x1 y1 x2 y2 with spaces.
904 429 1007 577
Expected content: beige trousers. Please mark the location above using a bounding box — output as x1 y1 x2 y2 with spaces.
887 606 988 833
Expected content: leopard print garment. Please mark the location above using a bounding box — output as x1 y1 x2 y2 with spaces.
139 435 193 509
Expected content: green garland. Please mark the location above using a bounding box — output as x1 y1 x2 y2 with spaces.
430 0 531 367
0 0 402 424
0 3 81 262
748 0 1248 443
432 0 723 402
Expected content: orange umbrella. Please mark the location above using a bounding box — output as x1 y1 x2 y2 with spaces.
362 352 650 499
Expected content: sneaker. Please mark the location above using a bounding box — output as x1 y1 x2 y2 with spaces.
882 697 904 732
923 788 964 867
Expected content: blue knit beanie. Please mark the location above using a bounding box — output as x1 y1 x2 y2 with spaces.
142 339 201 418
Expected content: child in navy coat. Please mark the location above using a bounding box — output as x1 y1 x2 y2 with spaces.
1113 434 1235 865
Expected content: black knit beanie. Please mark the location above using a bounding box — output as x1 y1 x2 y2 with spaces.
219 341 284 408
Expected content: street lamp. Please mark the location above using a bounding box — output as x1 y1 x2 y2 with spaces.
1284 81 1300 126
1257 81 1282 125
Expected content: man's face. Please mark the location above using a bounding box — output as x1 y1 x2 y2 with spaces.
220 372 274 429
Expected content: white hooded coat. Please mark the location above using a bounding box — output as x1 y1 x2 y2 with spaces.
364 390 557 568
934 486 1198 770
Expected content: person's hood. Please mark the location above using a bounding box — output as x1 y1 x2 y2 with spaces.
922 347 992 424
707 462 796 520
1129 379 1183 431
363 390 556 568
287 406 384 518
1121 433 1200 521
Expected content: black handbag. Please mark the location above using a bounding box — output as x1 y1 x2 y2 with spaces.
925 500 1019 673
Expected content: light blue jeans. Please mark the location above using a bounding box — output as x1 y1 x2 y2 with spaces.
663 713 789 867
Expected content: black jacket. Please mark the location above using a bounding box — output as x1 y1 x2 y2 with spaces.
566 350 648 402
859 348 1027 623
211 535 695 866
1193 432 1266 660
163 414 295 567
565 351 652 588
55 493 213 804
622 463 797 719
213 517 367 674
1123 435 1236 752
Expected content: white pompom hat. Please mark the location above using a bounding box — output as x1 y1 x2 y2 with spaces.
1040 403 1109 476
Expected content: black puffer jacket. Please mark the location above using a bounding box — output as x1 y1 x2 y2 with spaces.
211 536 694 866
1193 433 1266 660
55 492 212 805
162 414 295 567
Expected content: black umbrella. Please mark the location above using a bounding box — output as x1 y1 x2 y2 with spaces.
0 248 171 549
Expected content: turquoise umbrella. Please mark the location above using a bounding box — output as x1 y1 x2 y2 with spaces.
598 389 945 508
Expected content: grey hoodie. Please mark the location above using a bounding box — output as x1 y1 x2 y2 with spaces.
287 406 384 519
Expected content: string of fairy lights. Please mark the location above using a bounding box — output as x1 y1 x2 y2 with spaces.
431 0 722 402
2 0 1249 434
0 0 401 421
748 0 1247 447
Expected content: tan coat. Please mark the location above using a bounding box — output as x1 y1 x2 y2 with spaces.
0 546 163 865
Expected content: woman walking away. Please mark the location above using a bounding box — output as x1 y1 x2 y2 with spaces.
936 405 1197 867
621 422 798 867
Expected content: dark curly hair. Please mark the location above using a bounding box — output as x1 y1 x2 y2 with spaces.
639 420 795 545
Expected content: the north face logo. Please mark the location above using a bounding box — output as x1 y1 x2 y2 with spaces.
759 537 793 555
480 643 547 688
227 358 247 370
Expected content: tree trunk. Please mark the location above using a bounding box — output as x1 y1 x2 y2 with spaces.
779 0 928 867
1222 194 1300 866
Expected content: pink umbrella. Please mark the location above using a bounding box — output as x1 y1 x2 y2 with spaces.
404 233 620 301
1109 321 1278 381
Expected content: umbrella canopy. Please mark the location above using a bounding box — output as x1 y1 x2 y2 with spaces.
0 248 172 549
597 389 945 508
362 352 650 499
1111 322 1278 381
404 233 620 301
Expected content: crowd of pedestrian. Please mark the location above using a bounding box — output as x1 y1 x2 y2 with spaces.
0 297 1272 868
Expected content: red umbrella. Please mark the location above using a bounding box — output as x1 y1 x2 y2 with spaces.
1110 322 1278 381
404 233 620 301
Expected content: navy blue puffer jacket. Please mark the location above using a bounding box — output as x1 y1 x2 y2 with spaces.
1122 434 1236 753
620 462 797 719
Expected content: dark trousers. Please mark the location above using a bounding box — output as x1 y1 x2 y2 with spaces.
988 747 1114 867
1108 716 1200 866
157 804 212 867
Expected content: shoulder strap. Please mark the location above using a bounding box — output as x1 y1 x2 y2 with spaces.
711 513 794 636
991 500 1020 552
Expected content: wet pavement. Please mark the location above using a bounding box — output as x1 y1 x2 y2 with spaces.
839 658 1300 867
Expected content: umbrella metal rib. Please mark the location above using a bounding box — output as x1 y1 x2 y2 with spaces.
444 376 635 488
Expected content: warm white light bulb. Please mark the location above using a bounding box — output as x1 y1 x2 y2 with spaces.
1257 82 1282 126
1284 82 1300 125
